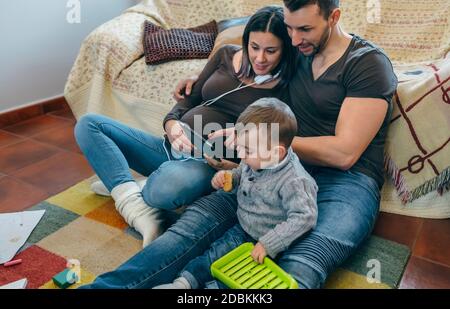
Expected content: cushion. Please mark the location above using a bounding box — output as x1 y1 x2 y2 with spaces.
384 55 450 203
209 16 249 59
143 20 218 65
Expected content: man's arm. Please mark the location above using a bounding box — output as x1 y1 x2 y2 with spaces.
172 73 200 101
206 97 388 171
291 97 388 170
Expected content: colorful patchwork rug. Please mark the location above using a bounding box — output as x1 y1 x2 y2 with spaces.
0 180 411 289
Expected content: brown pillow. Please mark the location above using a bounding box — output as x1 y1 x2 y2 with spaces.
143 20 218 65
209 16 250 60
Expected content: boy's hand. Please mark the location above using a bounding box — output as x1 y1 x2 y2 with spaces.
211 171 226 190
251 242 267 264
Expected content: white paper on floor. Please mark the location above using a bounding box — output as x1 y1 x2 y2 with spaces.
0 210 45 264
0 278 28 289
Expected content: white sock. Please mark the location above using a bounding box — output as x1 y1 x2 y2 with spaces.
136 177 147 190
153 277 191 289
90 180 111 197
111 181 162 247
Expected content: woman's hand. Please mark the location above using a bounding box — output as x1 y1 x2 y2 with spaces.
172 75 199 102
251 242 267 264
164 120 194 153
204 155 238 171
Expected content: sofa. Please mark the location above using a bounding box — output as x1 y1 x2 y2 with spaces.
64 0 450 218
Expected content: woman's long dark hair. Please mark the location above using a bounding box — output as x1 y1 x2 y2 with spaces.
237 6 296 87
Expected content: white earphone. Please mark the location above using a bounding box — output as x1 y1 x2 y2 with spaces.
201 70 281 107
254 71 281 85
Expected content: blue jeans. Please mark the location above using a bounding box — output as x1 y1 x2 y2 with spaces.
74 114 216 210
181 224 255 289
80 167 380 289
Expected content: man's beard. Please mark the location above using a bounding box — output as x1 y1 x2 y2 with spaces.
307 26 331 57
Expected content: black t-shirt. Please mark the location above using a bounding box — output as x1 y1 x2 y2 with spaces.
288 35 398 188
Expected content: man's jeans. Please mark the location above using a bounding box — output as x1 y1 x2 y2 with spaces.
74 114 216 210
80 166 380 289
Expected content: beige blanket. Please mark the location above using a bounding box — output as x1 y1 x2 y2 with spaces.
340 0 450 64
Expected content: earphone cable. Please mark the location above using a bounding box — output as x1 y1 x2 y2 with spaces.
201 79 272 107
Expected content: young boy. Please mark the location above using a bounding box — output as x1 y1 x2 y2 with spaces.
154 98 318 289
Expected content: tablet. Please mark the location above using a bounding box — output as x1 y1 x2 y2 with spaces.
178 122 221 161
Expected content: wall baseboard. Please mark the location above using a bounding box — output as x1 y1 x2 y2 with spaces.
0 96 70 129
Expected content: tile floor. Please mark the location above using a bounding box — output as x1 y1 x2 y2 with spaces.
0 108 449 288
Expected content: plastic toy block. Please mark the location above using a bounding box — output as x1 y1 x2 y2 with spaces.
211 243 298 289
52 268 78 289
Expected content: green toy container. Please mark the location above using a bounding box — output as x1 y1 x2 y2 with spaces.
210 243 298 289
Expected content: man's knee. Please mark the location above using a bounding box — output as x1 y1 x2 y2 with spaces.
277 231 357 289
278 259 323 289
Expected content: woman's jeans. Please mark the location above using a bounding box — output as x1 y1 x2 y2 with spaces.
80 166 380 289
74 114 216 210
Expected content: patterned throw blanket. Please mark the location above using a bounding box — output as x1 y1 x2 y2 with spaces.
385 56 450 203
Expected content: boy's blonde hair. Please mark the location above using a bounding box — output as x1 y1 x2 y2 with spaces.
236 98 298 148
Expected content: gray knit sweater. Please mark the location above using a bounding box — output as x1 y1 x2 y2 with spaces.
232 148 318 258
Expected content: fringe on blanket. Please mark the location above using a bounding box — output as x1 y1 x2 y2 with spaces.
384 154 450 204
438 180 450 196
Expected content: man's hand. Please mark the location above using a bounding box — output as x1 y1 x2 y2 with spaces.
251 242 267 264
211 170 227 190
208 127 236 150
204 127 238 170
173 75 199 102
164 120 195 153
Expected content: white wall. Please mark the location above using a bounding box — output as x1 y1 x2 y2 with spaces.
0 0 137 113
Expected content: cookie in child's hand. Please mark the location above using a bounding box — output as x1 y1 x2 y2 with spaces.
223 171 233 192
